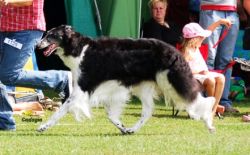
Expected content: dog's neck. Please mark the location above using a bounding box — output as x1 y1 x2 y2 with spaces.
63 32 92 57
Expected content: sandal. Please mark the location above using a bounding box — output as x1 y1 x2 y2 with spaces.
39 97 62 111
215 105 225 119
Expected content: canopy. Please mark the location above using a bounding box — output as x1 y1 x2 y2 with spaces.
64 0 151 38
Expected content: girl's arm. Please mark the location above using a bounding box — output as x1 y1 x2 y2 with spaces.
207 19 232 32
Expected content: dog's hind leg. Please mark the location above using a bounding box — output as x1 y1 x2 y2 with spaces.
96 82 131 134
186 93 216 133
104 97 130 134
125 94 154 134
123 82 157 134
105 101 128 134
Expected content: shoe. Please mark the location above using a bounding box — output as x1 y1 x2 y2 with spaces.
242 114 250 122
39 97 62 111
224 106 240 113
216 105 225 114
216 105 225 119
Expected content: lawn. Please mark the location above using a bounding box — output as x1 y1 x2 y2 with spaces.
1 97 250 155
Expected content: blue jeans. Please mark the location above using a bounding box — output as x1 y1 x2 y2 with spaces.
0 30 70 130
199 10 239 108
0 82 15 130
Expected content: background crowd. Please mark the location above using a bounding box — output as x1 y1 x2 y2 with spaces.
142 0 250 115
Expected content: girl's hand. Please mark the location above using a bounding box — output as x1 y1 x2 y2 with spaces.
220 19 232 29
199 70 209 75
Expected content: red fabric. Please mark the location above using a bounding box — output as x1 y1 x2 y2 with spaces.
200 5 237 11
209 60 236 73
198 44 208 61
212 29 229 48
0 0 46 32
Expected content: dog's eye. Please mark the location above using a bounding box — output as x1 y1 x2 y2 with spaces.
47 34 59 42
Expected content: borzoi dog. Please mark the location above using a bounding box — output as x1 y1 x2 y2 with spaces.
36 25 216 134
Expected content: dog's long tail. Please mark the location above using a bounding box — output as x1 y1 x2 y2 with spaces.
160 45 201 102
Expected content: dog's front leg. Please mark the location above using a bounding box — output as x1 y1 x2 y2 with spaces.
125 96 154 134
37 97 72 132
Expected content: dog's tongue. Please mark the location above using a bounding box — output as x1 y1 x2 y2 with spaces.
43 44 56 56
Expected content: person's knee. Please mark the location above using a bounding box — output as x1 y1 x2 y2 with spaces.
0 73 19 86
0 81 6 89
204 77 216 87
215 74 225 86
203 78 216 93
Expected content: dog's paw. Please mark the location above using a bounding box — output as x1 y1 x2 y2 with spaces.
120 128 135 135
208 126 216 134
37 124 49 132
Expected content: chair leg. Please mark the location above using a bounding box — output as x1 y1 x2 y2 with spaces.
172 106 179 117
174 110 179 117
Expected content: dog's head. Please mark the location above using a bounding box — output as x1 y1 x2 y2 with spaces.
37 25 75 56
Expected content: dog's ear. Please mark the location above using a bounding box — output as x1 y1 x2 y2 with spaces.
65 25 72 32
62 25 80 52
64 25 75 38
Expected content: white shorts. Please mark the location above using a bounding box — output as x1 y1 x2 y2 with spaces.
193 72 222 84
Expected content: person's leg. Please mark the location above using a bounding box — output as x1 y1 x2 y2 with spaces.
199 10 223 69
215 11 239 110
0 82 16 130
0 33 16 130
203 77 215 96
213 75 225 113
200 10 240 111
203 77 217 113
0 30 71 99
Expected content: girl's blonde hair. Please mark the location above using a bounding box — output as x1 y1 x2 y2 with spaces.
180 37 202 59
148 0 167 9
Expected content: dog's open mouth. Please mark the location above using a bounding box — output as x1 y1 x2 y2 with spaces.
43 43 58 57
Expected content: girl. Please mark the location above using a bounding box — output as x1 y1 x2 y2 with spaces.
180 19 231 115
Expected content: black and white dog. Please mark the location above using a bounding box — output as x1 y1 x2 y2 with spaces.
37 25 216 134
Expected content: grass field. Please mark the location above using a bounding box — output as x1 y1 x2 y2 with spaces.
1 97 250 155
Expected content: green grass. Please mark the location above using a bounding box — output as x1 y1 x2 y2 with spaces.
1 97 250 155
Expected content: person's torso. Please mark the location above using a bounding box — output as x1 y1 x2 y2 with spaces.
142 19 182 46
0 0 45 32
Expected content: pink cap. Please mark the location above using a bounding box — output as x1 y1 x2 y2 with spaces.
183 23 212 38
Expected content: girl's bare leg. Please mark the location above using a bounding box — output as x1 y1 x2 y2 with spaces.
213 75 225 114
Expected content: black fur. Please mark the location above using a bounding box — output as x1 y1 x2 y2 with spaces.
39 25 200 102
